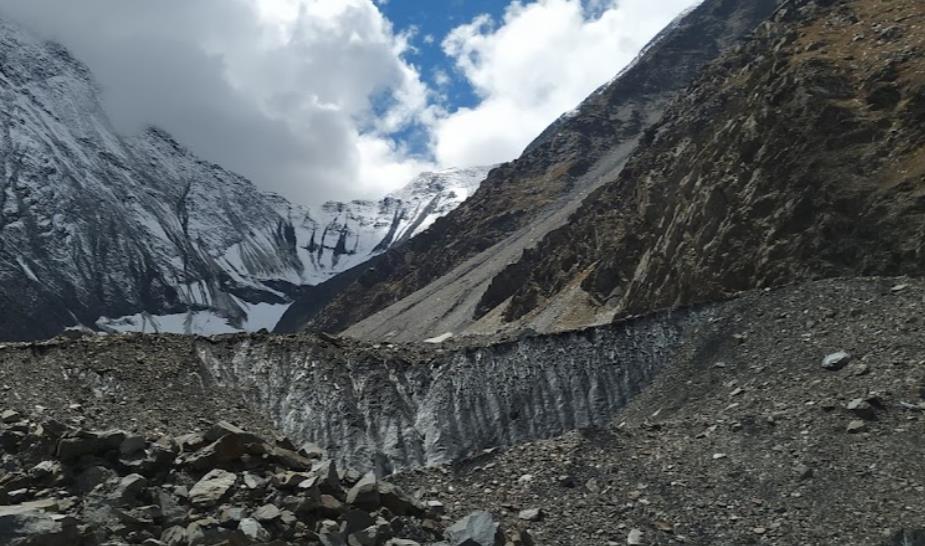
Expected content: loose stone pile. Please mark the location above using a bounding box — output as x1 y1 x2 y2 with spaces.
0 412 529 545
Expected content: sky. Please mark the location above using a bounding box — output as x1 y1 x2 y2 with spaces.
0 0 700 205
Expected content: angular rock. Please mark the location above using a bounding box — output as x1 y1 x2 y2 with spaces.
0 500 78 546
204 421 248 442
346 472 380 509
627 528 644 545
847 398 877 420
183 434 249 471
112 473 149 504
342 509 375 537
263 444 314 472
378 481 422 516
846 420 868 433
75 466 116 494
155 488 186 527
312 460 344 496
319 519 347 546
517 508 543 522
28 461 62 486
316 494 346 518
238 517 270 542
219 506 246 526
189 469 237 507
120 435 148 456
446 511 504 546
348 525 379 546
274 471 313 490
57 429 126 460
822 351 852 371
175 433 207 453
160 525 188 546
253 503 281 522
241 472 265 491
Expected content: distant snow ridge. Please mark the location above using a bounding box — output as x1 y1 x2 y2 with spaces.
95 167 490 337
0 16 489 339
274 166 489 283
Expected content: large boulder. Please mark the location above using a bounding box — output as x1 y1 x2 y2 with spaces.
346 472 421 515
189 469 237 507
0 500 79 546
56 430 126 461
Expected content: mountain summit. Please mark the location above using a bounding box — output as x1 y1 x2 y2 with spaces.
284 0 781 340
0 17 487 340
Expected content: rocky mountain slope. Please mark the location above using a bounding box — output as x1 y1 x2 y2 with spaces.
0 15 487 341
2 277 923 544
98 166 488 337
471 0 925 334
281 0 781 341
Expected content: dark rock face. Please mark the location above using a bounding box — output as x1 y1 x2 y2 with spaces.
0 19 304 341
288 0 780 335
478 0 925 325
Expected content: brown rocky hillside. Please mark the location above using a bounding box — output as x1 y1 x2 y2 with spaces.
478 0 925 329
277 0 780 337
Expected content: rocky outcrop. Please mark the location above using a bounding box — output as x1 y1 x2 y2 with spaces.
0 414 448 545
476 0 925 329
288 0 780 339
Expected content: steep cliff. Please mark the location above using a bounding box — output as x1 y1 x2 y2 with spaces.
477 0 925 330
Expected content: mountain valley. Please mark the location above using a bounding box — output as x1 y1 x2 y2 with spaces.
2 0 925 545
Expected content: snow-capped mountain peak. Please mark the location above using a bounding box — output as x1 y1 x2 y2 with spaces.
277 166 492 285
0 16 490 340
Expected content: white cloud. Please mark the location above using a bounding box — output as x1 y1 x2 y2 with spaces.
0 0 434 204
432 0 701 168
0 0 699 204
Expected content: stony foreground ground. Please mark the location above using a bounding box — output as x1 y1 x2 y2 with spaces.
1 277 924 545
394 278 925 545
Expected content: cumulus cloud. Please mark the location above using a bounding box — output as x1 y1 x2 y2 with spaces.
433 0 701 168
0 0 698 204
0 0 436 203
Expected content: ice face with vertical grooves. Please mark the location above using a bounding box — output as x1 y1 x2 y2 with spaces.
196 310 693 473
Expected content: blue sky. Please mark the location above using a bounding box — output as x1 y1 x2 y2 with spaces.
0 0 699 203
380 0 505 109
375 0 510 157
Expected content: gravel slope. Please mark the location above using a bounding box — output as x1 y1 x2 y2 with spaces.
394 277 925 545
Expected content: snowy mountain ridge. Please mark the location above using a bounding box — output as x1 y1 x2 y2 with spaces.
272 166 489 285
0 16 488 339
